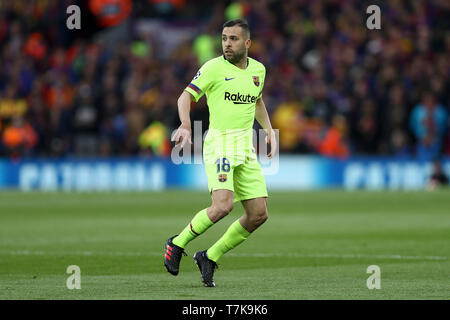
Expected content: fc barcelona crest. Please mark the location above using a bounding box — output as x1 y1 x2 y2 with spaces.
253 76 260 87
218 174 227 182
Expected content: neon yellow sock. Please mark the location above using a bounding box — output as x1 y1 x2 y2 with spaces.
172 208 213 248
206 219 251 262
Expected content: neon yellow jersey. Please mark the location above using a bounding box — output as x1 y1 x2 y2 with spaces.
185 55 266 133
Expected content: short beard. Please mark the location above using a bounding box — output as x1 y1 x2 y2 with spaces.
225 50 245 65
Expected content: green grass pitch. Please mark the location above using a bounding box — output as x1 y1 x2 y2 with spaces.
0 190 449 299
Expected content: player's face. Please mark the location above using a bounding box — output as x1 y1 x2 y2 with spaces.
222 26 250 64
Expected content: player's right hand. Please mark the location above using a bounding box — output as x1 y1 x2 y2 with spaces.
171 123 192 148
266 129 277 159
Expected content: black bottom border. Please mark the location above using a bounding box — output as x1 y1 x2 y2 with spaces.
0 300 447 318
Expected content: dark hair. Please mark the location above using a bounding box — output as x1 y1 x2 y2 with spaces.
222 19 250 39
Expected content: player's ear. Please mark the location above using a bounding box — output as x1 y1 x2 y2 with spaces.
246 39 251 49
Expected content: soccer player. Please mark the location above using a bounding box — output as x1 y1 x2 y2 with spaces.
164 19 276 287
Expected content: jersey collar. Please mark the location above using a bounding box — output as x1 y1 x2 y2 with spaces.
222 55 249 70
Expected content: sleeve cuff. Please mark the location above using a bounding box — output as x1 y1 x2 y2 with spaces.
185 84 202 102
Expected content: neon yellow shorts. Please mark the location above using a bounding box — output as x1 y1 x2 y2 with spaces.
203 133 268 203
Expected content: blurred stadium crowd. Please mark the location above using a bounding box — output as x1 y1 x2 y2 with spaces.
0 0 449 160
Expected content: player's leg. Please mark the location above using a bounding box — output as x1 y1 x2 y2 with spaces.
206 189 234 222
204 197 268 263
238 197 268 233
201 157 268 281
191 189 235 287
190 153 241 285
172 156 236 248
164 153 236 276
164 189 234 276
173 189 234 248
195 197 268 287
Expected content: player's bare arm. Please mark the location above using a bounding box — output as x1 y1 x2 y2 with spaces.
255 97 276 158
172 91 193 147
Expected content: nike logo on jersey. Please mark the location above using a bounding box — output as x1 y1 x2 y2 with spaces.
225 77 235 81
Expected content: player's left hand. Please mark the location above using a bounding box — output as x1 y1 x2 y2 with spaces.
265 129 277 159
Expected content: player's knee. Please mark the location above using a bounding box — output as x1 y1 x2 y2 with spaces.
211 200 233 221
250 208 268 227
258 211 268 225
217 200 234 216
261 211 268 224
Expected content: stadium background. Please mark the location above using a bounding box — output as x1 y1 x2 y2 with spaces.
0 0 449 301
0 0 449 191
